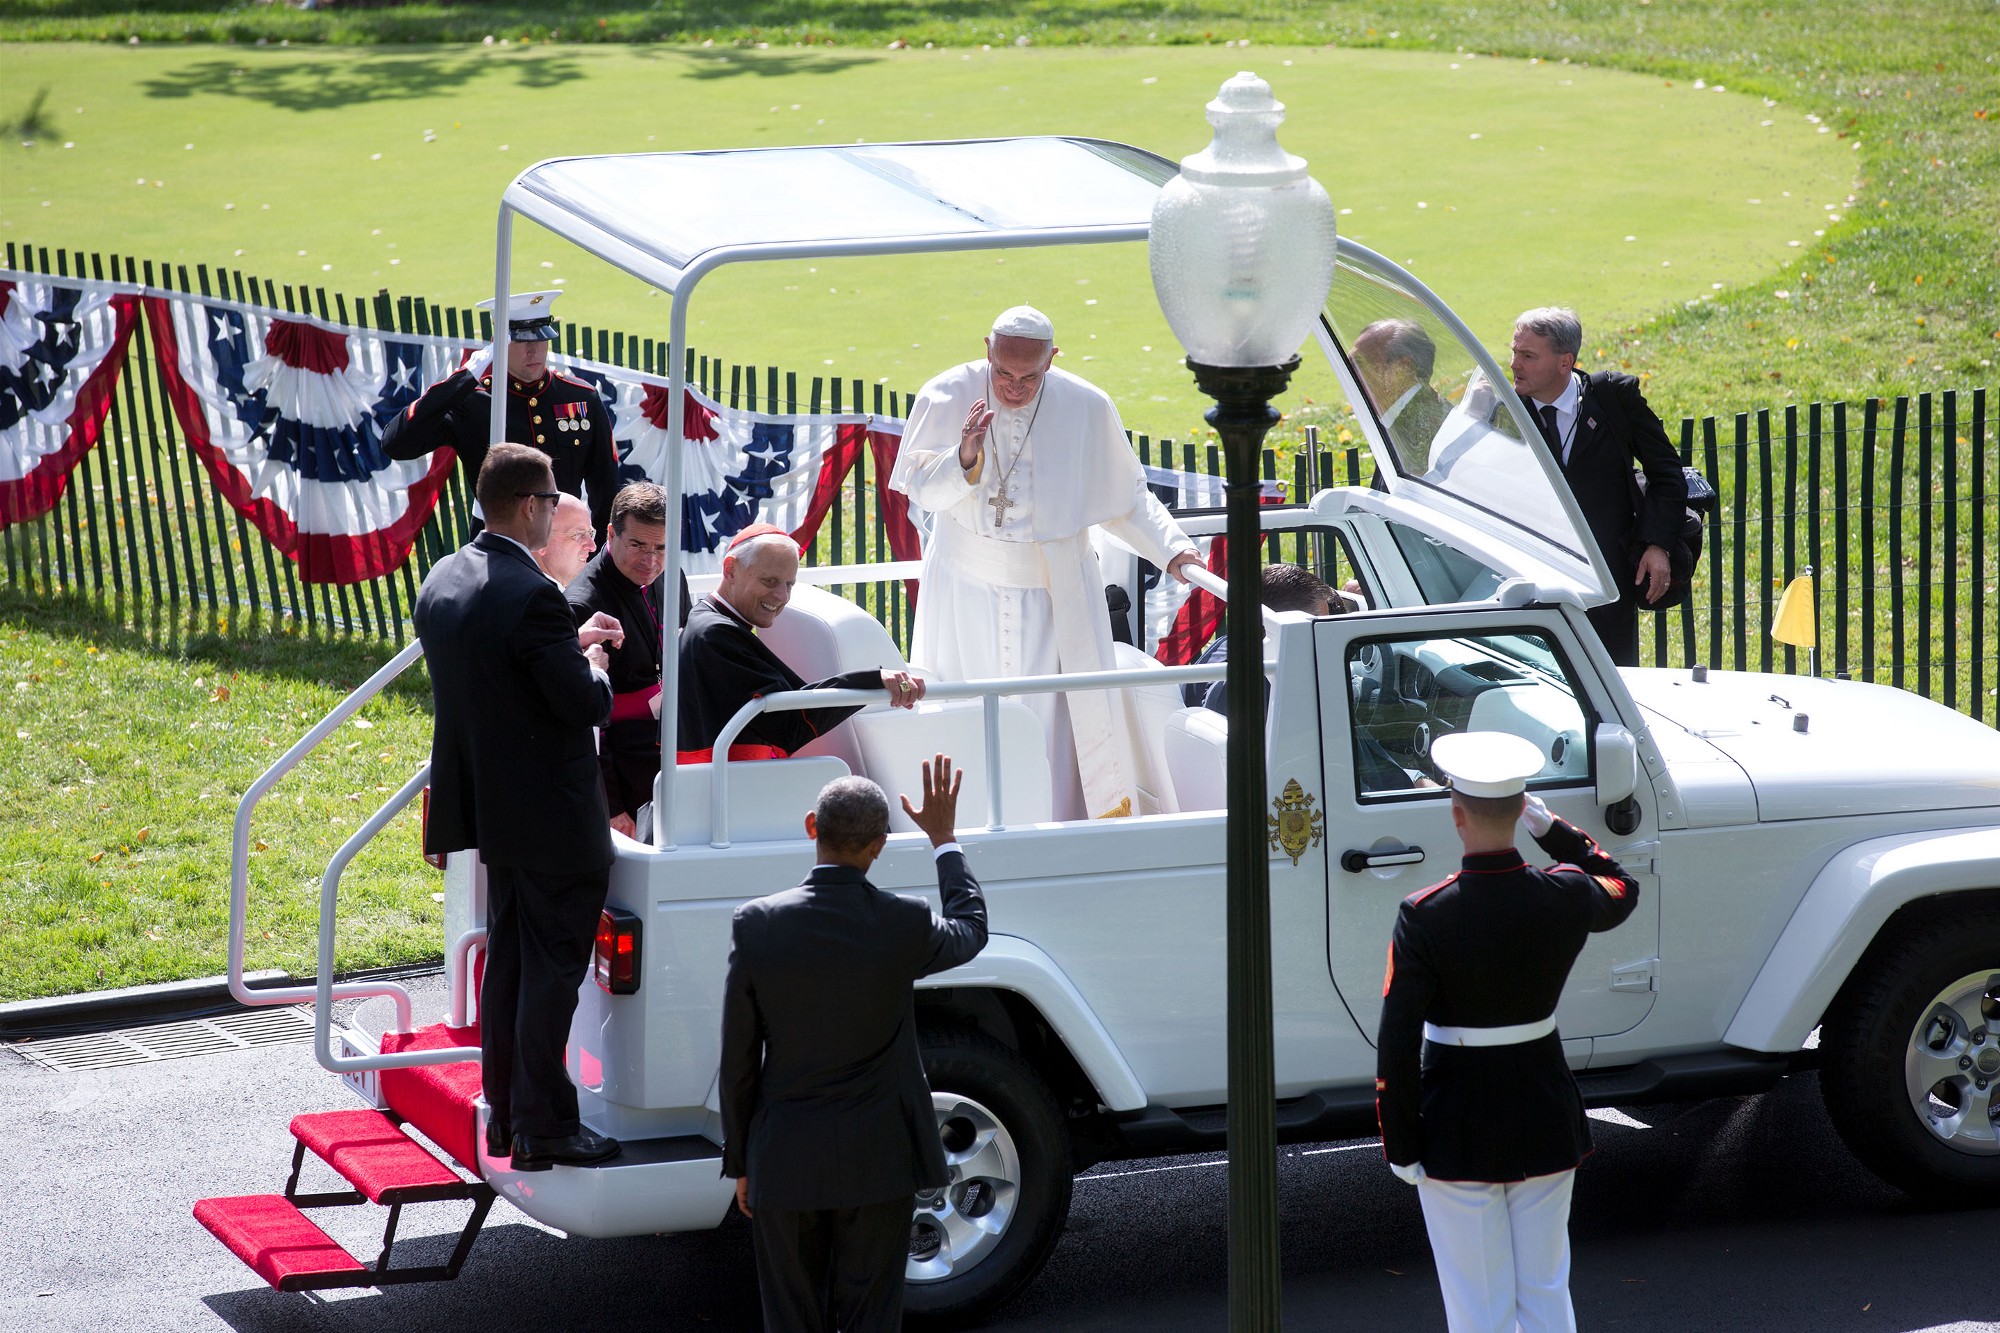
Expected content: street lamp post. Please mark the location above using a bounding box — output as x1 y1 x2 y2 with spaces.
1149 72 1338 1332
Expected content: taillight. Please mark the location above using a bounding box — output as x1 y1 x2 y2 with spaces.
594 906 642 995
419 787 445 869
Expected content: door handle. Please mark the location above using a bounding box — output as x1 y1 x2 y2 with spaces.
1341 845 1425 873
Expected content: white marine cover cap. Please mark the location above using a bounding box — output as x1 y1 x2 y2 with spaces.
1430 731 1544 798
991 305 1055 340
474 289 563 342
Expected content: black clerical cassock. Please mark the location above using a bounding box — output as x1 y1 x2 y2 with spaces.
566 551 690 821
676 595 884 763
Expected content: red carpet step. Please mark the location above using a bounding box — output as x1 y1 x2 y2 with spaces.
193 1195 367 1291
290 1108 467 1204
378 1021 483 1171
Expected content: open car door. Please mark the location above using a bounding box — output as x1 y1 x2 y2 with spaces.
1312 603 1662 1058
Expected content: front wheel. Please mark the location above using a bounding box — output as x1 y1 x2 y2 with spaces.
904 1029 1073 1327
1820 904 2000 1202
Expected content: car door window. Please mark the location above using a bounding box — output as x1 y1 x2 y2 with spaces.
1346 628 1593 800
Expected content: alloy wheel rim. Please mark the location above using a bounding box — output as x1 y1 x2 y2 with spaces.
1903 969 2000 1156
907 1090 1023 1283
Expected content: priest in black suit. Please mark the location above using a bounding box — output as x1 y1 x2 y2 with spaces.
565 480 691 833
720 756 987 1333
1510 307 1688 666
677 524 924 764
414 442 621 1172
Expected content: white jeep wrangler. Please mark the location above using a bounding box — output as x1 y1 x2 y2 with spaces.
215 138 1999 1325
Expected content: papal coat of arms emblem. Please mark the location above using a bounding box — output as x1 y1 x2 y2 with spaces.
1267 778 1325 865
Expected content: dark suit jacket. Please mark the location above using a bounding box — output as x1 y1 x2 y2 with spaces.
414 531 614 875
565 550 691 818
719 852 988 1211
1558 372 1688 594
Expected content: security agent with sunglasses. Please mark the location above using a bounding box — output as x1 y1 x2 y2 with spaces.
414 444 622 1171
383 289 621 539
1375 731 1641 1333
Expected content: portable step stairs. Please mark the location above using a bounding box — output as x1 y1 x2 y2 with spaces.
196 1021 497 1293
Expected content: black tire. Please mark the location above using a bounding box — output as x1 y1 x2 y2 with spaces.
1819 902 2000 1203
904 1029 1073 1328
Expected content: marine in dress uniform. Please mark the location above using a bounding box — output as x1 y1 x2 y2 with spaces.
677 525 922 764
381 290 621 538
1376 731 1641 1333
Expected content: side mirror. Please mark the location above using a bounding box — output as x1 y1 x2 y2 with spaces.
1594 723 1639 807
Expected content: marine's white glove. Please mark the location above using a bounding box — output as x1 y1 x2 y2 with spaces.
1390 1160 1426 1187
463 343 495 381
1522 794 1554 838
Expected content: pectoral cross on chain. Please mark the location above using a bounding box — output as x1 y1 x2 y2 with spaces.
988 488 1016 527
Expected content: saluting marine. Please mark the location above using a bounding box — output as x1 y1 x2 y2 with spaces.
1376 731 1641 1333
381 289 621 538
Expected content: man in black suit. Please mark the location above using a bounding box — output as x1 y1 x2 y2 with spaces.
414 442 622 1171
1511 306 1689 666
720 755 987 1333
1354 318 1450 471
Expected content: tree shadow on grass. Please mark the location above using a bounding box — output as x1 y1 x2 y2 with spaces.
137 49 589 113
133 36 896 113
0 587 433 706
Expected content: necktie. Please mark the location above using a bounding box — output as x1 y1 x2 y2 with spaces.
1535 403 1562 457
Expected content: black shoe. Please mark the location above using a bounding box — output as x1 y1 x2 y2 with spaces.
510 1128 620 1170
484 1121 512 1159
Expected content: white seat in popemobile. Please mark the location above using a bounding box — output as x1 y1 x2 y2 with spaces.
666 755 851 846
1164 705 1229 812
758 583 1052 829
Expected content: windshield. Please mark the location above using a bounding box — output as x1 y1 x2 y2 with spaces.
1323 259 1590 569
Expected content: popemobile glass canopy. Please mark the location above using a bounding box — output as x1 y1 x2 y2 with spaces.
497 136 1613 606
504 137 1178 289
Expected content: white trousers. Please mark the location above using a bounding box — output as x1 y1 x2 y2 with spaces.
1416 1168 1577 1333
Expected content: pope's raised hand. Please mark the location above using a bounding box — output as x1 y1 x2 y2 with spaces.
959 399 995 471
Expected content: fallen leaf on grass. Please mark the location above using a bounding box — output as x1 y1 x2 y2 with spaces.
253 840 268 851
352 716 374 729
210 686 230 702
345 741 362 752
146 930 161 940
136 827 150 842
88 851 104 863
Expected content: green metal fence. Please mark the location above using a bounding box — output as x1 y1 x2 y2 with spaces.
2 245 1993 727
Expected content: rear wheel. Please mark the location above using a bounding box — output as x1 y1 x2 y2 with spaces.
904 1030 1073 1327
1820 905 2000 1202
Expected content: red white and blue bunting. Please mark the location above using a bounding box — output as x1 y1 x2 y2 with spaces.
2 273 1220 636
147 295 462 583
0 278 140 525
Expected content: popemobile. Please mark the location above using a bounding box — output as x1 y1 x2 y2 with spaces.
194 133 2000 1326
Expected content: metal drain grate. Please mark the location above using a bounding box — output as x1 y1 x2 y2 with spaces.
6 1005 316 1071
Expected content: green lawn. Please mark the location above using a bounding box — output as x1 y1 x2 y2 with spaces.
1 37 1858 435
0 1 1992 431
0 591 441 1001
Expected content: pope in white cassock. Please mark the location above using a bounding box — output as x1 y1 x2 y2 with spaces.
890 306 1200 821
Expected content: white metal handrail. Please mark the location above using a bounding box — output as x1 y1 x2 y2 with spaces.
228 639 425 1034
704 661 1254 847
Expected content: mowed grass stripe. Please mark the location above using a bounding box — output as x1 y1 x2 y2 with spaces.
1 41 1851 429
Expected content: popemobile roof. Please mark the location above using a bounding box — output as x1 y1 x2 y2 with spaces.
500 137 1179 291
